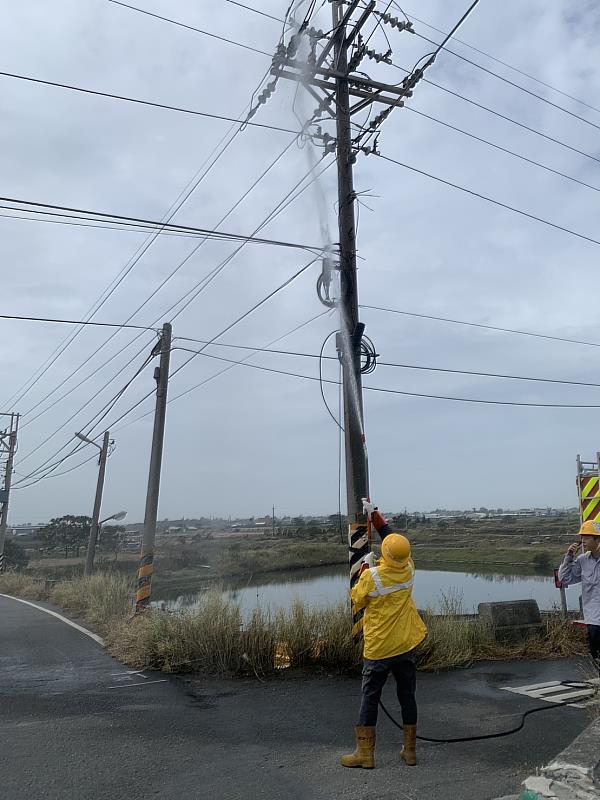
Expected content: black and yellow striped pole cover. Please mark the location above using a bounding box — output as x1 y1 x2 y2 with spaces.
349 522 369 640
135 550 154 611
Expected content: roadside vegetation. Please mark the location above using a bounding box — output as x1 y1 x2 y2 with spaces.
0 573 589 677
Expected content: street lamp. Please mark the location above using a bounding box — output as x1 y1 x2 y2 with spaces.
97 511 127 561
75 430 112 576
75 432 102 449
100 511 127 525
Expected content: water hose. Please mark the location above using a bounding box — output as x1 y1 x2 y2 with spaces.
378 679 597 743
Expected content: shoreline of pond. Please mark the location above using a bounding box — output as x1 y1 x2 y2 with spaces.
152 560 571 616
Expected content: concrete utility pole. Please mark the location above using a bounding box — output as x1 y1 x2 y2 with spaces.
0 414 19 572
332 0 370 526
82 431 110 577
136 322 172 611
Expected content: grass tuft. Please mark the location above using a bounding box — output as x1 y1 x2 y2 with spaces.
49 574 132 630
0 573 48 601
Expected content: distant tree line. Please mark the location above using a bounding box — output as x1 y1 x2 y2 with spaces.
38 515 125 559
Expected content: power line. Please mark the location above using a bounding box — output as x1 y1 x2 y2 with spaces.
20 247 321 475
174 339 600 388
2 148 330 433
16 348 156 472
12 451 100 490
360 304 600 350
106 0 272 56
118 311 333 431
12 443 88 488
0 196 324 253
376 152 600 250
410 30 600 134
14 136 302 424
8 73 327 422
99 261 324 435
149 349 600 409
0 210 242 239
398 4 600 117
20 336 153 431
404 105 600 195
3 60 275 410
19 150 333 433
169 256 320 376
166 159 335 323
389 62 600 167
84 161 335 440
424 0 480 58
0 314 156 330
0 70 297 135
41 16 589 183
225 0 286 24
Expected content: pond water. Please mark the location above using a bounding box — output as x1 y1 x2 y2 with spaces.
155 564 582 616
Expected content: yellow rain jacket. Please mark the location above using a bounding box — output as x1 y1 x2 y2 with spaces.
351 557 427 660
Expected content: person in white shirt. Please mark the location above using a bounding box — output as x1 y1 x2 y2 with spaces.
558 519 600 667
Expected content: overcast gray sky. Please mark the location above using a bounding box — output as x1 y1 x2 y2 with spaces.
2 0 600 524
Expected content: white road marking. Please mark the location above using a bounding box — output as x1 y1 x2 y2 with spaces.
112 671 149 678
501 679 596 708
509 680 562 692
542 689 596 704
108 679 167 689
0 594 104 646
528 684 575 697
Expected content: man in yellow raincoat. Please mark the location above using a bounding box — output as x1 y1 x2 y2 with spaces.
341 501 427 769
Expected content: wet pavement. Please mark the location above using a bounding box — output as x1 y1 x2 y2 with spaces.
0 594 596 800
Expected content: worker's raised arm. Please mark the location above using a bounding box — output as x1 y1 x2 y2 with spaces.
558 543 583 586
362 498 393 541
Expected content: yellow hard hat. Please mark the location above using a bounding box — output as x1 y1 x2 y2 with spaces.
381 533 411 567
578 520 600 536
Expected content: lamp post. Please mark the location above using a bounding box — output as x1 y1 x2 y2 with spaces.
100 511 127 526
75 430 111 577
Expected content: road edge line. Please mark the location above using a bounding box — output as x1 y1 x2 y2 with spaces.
0 594 105 646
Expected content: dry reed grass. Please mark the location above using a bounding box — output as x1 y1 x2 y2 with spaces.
49 574 132 630
0 573 47 601
0 574 591 678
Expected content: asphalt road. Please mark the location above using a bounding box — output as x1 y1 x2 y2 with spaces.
0 594 595 800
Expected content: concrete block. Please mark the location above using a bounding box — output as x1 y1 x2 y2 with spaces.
478 600 542 643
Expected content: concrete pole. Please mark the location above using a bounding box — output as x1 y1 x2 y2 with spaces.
0 415 19 572
135 322 172 611
332 1 370 526
84 431 110 577
332 2 371 641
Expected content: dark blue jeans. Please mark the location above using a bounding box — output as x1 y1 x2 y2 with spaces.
357 651 417 727
588 625 600 662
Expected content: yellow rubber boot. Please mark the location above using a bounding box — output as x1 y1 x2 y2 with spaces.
340 726 376 768
400 724 417 766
